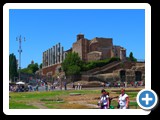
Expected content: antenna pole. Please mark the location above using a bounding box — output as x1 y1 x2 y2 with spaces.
17 35 25 81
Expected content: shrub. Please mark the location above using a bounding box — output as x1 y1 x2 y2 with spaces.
81 57 120 71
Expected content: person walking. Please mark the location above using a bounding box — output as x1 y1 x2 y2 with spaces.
117 88 129 109
98 89 109 109
64 81 67 90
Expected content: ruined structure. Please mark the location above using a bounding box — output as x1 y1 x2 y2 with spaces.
39 34 144 87
73 34 126 62
42 43 67 76
82 61 145 87
41 34 126 76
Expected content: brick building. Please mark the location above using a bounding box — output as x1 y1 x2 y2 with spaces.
73 34 126 62
42 34 126 76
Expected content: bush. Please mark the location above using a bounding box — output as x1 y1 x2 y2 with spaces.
81 57 120 71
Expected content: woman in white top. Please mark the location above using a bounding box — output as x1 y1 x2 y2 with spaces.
118 88 129 109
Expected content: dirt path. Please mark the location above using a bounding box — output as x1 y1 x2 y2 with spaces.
68 101 99 109
30 102 48 109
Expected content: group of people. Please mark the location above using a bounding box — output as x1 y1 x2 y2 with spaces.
98 88 129 109
9 85 25 92
130 81 144 87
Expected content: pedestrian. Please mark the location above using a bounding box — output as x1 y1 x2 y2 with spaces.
45 83 48 91
118 82 120 88
97 89 109 109
64 81 67 90
36 84 39 91
134 81 137 87
78 83 80 90
117 88 129 109
48 84 50 91
72 82 74 88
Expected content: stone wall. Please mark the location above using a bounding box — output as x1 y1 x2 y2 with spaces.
81 39 90 61
72 38 90 61
42 63 61 76
72 39 82 59
88 37 113 60
72 35 126 62
93 37 113 48
81 62 145 85
100 47 112 59
120 48 126 60
87 51 102 61
98 64 145 83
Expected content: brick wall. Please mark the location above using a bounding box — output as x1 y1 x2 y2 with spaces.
72 39 82 59
87 51 102 61
42 63 61 76
72 38 90 61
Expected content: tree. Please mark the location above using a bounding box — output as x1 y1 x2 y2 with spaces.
28 63 39 73
39 63 42 69
20 62 39 74
66 65 81 75
129 52 137 62
62 52 82 77
20 68 33 74
9 53 18 82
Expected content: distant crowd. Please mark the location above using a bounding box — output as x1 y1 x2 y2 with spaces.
9 79 68 92
101 81 144 88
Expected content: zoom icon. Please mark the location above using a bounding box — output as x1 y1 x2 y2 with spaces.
137 89 158 110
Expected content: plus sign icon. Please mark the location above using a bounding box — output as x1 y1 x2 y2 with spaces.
137 89 158 110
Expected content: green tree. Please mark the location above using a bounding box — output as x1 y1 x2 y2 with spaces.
129 52 137 62
28 63 39 73
62 52 82 76
9 53 18 82
20 68 33 74
20 62 39 74
39 63 42 69
66 65 81 75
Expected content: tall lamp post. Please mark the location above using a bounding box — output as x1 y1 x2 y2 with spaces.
16 35 25 81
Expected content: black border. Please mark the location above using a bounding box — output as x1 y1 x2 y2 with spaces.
2 0 160 119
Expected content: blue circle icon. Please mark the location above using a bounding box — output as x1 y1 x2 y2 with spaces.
137 89 158 110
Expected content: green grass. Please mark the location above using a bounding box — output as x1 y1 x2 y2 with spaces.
9 101 38 109
115 92 137 98
126 92 138 98
10 90 101 100
9 89 139 109
44 101 65 109
9 90 100 109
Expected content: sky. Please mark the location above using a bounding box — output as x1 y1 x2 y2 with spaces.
9 9 145 69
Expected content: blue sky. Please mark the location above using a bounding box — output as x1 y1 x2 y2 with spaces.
9 9 145 68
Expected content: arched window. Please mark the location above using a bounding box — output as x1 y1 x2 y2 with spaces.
135 71 142 81
120 70 126 82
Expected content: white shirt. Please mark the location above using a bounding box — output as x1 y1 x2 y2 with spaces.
119 94 128 107
100 95 109 105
